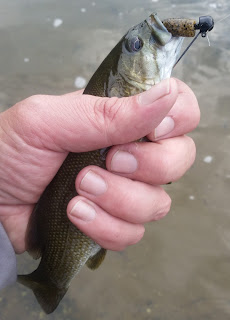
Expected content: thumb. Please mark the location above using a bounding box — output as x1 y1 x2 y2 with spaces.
11 78 178 152
59 78 178 152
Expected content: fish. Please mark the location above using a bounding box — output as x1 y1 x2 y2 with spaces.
17 13 188 314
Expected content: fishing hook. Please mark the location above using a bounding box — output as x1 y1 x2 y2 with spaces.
174 15 214 67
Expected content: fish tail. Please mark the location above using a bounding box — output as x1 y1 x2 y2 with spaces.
17 270 68 314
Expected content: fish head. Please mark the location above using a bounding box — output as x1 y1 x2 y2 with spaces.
113 13 184 96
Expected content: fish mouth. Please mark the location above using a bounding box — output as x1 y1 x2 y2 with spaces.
146 14 185 80
158 36 184 81
146 13 172 46
145 15 184 81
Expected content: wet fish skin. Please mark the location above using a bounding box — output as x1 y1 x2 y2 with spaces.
17 13 184 314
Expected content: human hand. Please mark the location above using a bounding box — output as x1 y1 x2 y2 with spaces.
0 78 199 253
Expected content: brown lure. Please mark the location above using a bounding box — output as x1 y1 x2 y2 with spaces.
163 15 214 38
163 18 197 37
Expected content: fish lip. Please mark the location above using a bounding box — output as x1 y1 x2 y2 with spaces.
146 13 172 45
147 13 169 33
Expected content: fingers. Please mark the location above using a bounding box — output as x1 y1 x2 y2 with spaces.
12 78 178 152
67 166 171 251
106 136 196 185
0 207 32 254
67 134 195 250
67 158 172 250
8 78 198 155
67 197 145 251
74 167 171 224
148 78 200 141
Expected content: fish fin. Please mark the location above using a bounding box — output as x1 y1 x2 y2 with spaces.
17 271 68 314
27 245 43 260
26 204 43 260
86 248 107 270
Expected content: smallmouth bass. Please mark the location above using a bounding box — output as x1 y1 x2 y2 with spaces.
18 13 192 314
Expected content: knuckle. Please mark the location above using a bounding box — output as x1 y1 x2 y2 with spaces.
15 94 48 127
93 97 123 143
128 225 145 245
164 194 172 213
101 97 121 123
183 136 196 169
22 94 45 111
156 154 171 182
157 136 196 182
194 106 201 129
97 223 145 251
98 223 122 246
186 136 196 153
13 95 48 143
183 93 200 132
153 193 172 221
191 93 200 128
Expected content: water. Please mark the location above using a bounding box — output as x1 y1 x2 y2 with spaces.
0 0 230 319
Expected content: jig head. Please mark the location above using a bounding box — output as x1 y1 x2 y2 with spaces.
195 15 214 37
162 15 214 67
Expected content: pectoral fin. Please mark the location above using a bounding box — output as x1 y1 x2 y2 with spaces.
86 248 107 270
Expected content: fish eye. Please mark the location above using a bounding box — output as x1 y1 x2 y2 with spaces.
125 36 143 53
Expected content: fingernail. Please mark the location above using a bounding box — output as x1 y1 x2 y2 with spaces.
155 116 175 139
80 170 107 195
138 78 171 106
111 151 138 173
70 200 96 221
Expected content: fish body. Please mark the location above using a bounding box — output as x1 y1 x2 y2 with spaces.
18 13 184 314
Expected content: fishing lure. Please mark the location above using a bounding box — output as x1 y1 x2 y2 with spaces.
163 15 214 66
163 15 214 37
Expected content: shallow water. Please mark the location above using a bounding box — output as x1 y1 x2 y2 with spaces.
1 0 230 319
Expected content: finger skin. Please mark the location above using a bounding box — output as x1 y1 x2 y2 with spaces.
148 78 200 141
5 79 178 152
106 136 196 185
74 166 171 224
67 196 145 251
0 77 198 254
67 135 195 249
0 208 32 254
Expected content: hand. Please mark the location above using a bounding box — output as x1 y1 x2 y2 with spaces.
0 78 199 253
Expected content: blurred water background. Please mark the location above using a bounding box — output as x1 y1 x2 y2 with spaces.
0 0 230 319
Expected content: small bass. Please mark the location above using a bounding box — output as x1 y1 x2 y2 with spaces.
18 13 195 314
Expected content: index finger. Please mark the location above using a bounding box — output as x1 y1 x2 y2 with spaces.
147 78 200 141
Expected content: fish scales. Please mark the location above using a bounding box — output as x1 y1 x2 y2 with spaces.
17 13 196 314
18 150 106 313
37 151 105 287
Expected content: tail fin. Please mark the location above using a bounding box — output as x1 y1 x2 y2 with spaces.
17 270 68 314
